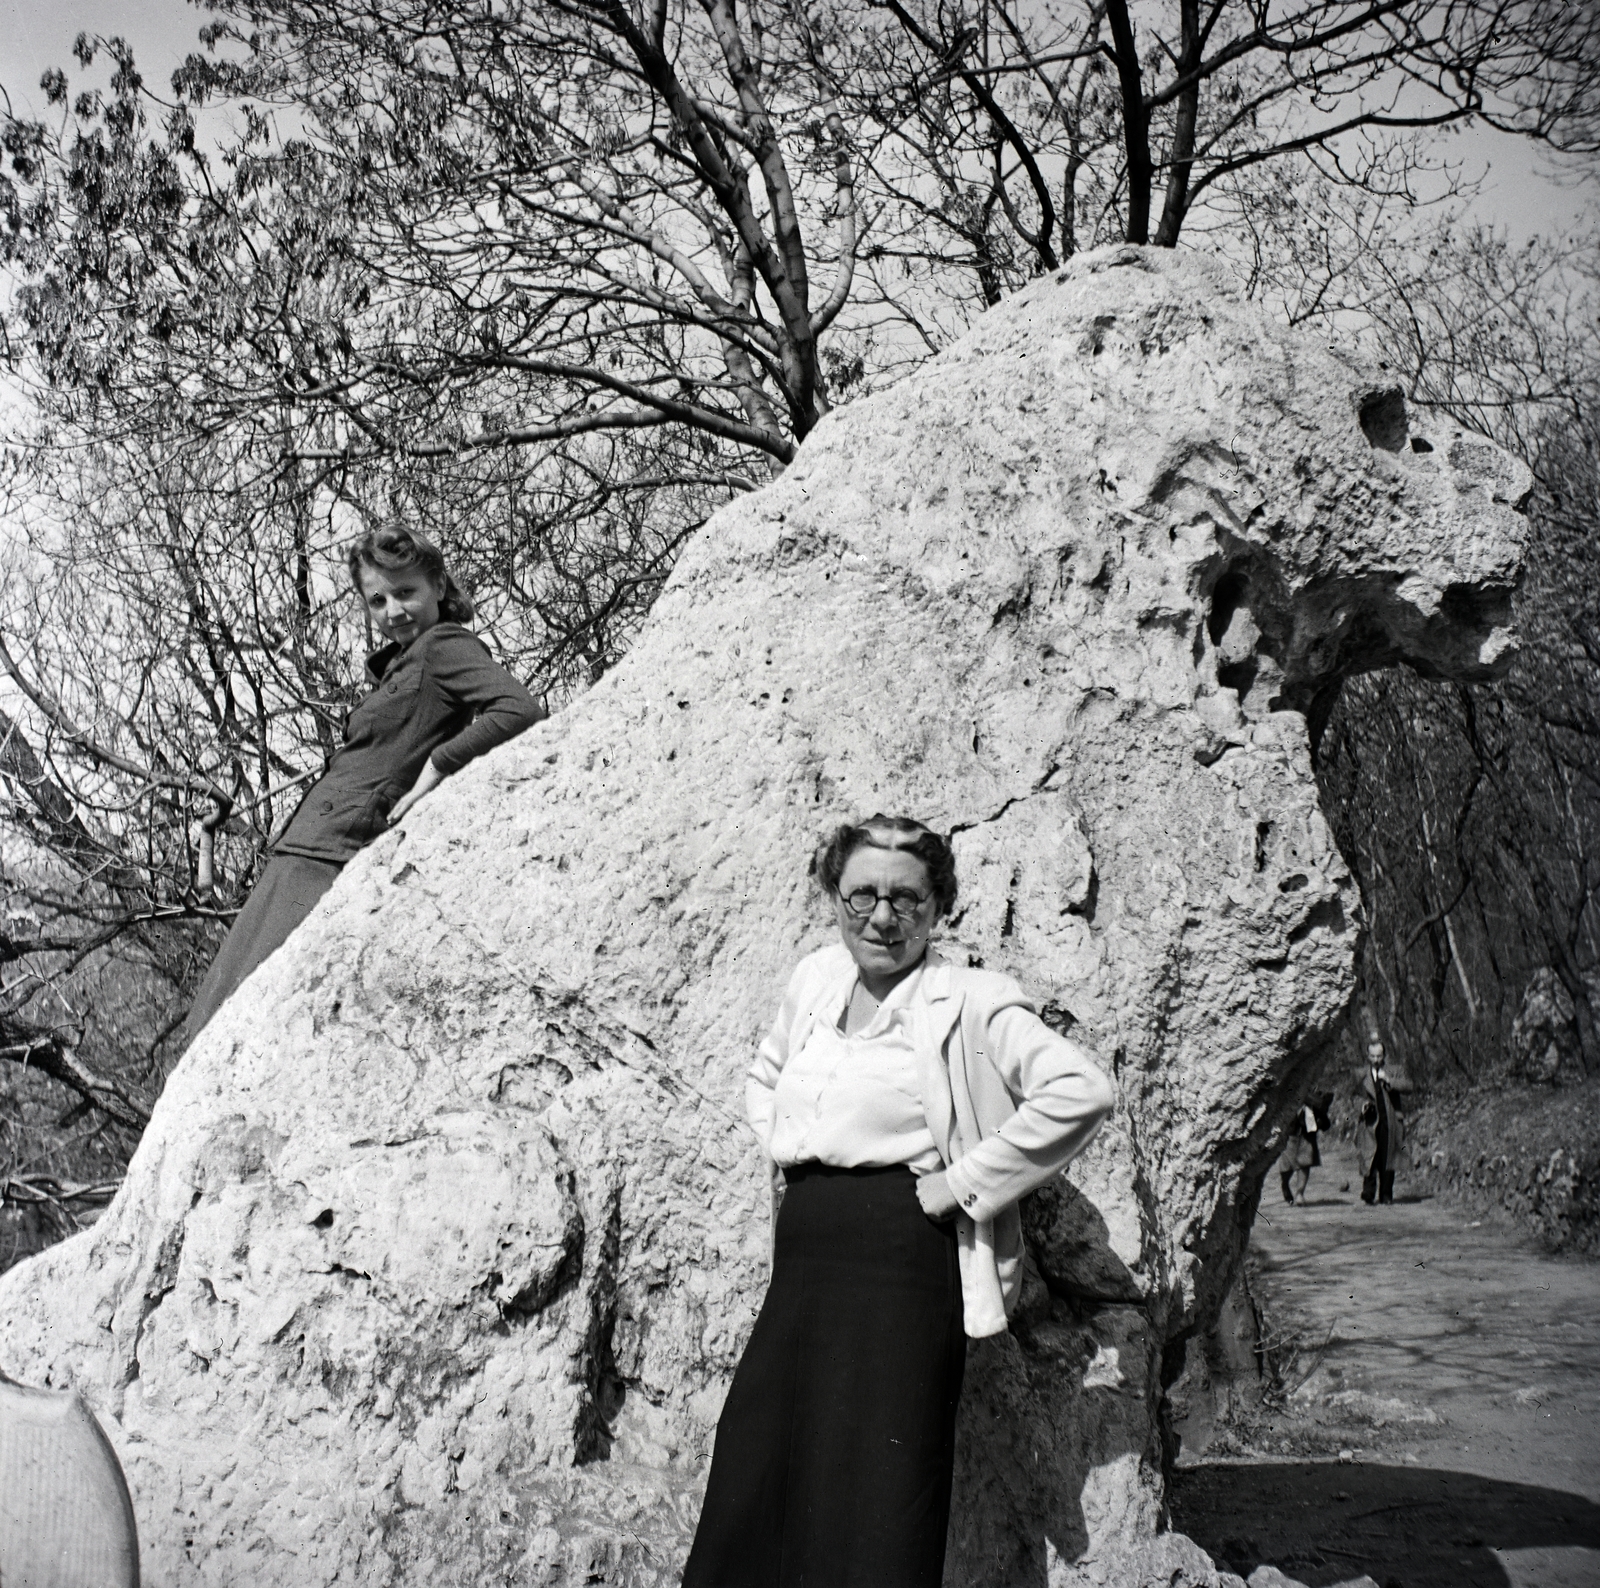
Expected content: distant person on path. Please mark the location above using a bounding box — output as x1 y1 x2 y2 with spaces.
683 815 1116 1588
1357 1037 1405 1206
1278 1090 1332 1204
182 527 545 1045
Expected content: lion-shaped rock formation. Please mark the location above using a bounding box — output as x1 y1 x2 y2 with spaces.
0 247 1529 1587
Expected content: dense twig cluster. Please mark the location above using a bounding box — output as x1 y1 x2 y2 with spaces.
1318 229 1600 1083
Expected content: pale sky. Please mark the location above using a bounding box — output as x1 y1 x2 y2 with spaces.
3 0 1595 241
1 0 211 114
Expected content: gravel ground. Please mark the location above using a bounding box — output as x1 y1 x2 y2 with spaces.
1169 1139 1600 1588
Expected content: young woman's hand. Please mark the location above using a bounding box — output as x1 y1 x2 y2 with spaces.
915 1170 960 1222
388 760 445 825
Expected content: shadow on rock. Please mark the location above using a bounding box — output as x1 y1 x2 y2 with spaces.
1023 1178 1147 1304
949 1316 1159 1585
1170 1460 1600 1587
947 1186 1163 1586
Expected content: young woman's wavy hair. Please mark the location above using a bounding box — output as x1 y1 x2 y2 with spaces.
347 525 475 625
811 814 959 919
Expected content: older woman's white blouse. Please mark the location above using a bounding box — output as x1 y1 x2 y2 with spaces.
759 965 944 1174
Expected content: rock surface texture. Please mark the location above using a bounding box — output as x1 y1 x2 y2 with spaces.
0 248 1530 1586
1510 966 1588 1085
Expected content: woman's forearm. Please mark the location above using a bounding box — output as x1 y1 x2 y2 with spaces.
944 1009 1116 1222
424 628 547 775
430 693 546 775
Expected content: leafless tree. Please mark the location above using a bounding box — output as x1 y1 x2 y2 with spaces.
844 0 1598 305
1 0 1595 1264
8 2 1596 481
1316 225 1600 1084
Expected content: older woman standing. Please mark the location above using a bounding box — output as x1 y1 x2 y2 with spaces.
181 526 545 1044
684 815 1116 1588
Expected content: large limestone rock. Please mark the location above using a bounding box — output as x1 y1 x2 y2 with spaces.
0 247 1528 1586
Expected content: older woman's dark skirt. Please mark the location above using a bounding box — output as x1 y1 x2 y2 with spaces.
684 1163 966 1588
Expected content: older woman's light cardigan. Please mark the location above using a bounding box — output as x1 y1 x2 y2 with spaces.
747 943 1117 1338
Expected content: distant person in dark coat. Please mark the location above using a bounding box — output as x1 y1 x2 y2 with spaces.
1358 1038 1404 1205
1279 1090 1333 1204
182 527 545 1045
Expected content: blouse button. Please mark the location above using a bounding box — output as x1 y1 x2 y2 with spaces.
320 799 334 812
387 681 398 693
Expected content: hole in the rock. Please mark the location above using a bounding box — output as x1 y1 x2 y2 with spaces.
1358 389 1407 451
1066 865 1099 922
1410 435 1434 453
1254 821 1274 872
312 1208 334 1229
1039 1001 1078 1035
1217 656 1257 697
1440 581 1511 633
1207 566 1249 646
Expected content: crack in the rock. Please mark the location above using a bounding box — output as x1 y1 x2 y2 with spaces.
948 762 1065 836
573 1186 625 1466
119 1218 187 1394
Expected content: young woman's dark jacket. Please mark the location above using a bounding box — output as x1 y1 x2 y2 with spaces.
275 622 542 862
182 623 541 1046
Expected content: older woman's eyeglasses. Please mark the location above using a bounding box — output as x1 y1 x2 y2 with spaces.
838 887 930 921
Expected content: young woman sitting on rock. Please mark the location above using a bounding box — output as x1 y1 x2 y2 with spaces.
684 814 1116 1588
182 526 545 1045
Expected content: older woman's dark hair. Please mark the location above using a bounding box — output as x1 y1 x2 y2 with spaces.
813 815 959 918
348 525 475 625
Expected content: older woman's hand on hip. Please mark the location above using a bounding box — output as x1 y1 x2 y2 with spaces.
916 1170 960 1222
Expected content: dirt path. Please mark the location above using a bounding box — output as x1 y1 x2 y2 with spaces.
1169 1138 1600 1588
